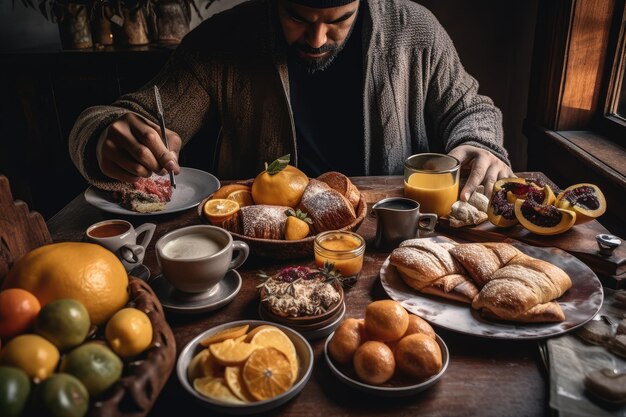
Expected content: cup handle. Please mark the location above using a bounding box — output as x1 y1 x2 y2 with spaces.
228 240 249 271
418 213 438 232
135 223 156 249
118 244 145 264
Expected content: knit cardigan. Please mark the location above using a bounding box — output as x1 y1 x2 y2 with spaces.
69 0 509 185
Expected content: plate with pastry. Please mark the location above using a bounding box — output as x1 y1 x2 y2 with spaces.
379 236 603 339
197 155 367 259
85 167 220 215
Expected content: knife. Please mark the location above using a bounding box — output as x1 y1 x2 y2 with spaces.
153 85 177 189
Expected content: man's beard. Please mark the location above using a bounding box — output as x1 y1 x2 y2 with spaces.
287 17 357 74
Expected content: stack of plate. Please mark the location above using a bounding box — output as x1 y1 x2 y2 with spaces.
258 300 346 341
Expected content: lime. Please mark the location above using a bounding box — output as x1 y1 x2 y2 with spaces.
105 307 153 358
0 334 59 382
0 366 30 417
35 299 90 351
60 342 122 397
37 373 89 417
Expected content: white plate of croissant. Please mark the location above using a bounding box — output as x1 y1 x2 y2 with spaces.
380 236 604 339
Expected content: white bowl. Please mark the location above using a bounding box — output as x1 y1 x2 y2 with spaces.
177 320 314 414
324 333 449 397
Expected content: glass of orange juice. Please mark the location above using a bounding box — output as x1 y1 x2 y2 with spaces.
404 153 460 217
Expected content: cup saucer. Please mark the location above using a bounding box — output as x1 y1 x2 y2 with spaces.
149 270 242 314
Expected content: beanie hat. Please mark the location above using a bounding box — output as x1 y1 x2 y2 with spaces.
286 0 357 8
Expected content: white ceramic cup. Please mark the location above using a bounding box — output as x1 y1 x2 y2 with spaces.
84 219 156 272
155 225 249 293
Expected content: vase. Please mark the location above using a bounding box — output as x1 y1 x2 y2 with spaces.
113 7 150 46
57 3 93 49
151 1 191 44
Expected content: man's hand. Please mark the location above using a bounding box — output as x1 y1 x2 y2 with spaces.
98 113 182 183
448 145 515 201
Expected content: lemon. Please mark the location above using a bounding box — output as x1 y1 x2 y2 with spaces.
105 308 153 358
0 334 59 382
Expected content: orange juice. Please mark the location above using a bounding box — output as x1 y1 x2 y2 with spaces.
314 231 365 277
404 172 459 217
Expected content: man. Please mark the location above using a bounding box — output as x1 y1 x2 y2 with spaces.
69 0 513 200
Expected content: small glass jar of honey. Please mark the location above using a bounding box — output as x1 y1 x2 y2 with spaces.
314 231 366 280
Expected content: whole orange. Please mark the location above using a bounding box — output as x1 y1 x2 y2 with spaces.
2 242 128 325
251 155 309 208
0 288 41 340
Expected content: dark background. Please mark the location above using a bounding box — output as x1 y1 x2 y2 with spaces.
0 0 538 220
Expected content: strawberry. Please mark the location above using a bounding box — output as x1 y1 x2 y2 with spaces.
284 209 313 240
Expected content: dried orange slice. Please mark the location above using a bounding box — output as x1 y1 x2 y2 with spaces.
250 327 299 383
209 338 257 366
213 184 251 200
244 325 279 342
187 348 222 381
193 376 244 404
203 199 240 225
200 324 250 347
243 347 293 401
224 366 255 402
227 189 254 207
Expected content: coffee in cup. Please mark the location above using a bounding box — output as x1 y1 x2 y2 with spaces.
156 225 249 293
85 219 156 272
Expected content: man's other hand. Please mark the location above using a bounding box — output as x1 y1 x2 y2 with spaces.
98 113 182 183
448 145 515 201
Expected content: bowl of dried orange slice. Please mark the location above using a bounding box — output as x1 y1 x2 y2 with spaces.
176 320 314 414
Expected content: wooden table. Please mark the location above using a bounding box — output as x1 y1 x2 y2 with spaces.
47 176 550 417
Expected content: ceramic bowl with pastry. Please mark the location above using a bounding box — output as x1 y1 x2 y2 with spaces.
324 300 449 396
197 157 367 259
256 266 346 340
177 320 314 415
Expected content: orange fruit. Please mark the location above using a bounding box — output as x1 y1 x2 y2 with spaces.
395 333 442 380
249 327 298 383
209 337 257 366
328 318 365 365
187 348 221 382
251 155 309 208
224 366 255 402
0 288 41 340
402 314 436 340
243 347 293 401
194 377 245 404
244 325 278 342
364 300 409 342
227 190 254 207
200 324 250 347
202 199 240 225
2 242 128 325
212 184 251 200
353 341 395 385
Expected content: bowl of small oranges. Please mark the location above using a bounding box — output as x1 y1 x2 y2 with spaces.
176 320 313 414
324 300 449 396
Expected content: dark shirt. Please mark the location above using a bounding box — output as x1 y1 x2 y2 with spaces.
287 9 364 177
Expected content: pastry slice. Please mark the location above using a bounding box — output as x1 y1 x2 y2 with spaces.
449 242 522 287
299 179 356 233
317 171 360 209
240 205 289 239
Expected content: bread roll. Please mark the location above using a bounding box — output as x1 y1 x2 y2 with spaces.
299 179 356 233
317 171 360 209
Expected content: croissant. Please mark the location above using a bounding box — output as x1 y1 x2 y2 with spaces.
389 239 479 304
450 242 572 323
299 179 356 233
224 205 289 240
317 171 360 209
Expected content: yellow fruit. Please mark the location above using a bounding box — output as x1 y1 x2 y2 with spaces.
200 324 250 347
202 199 240 225
353 341 395 385
328 318 365 365
0 334 59 382
2 242 128 325
244 325 278 342
251 155 309 208
187 348 221 382
249 327 298 383
193 377 244 404
224 366 255 402
364 300 409 342
243 347 293 401
209 338 257 366
227 190 254 207
284 209 312 240
105 307 153 358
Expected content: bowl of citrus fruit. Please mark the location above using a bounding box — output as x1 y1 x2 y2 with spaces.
198 155 367 259
176 320 313 414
